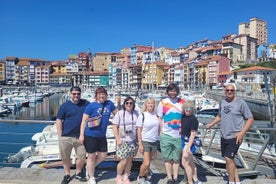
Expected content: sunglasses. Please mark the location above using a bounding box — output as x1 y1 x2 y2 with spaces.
72 93 81 96
184 107 193 111
125 102 133 105
226 89 235 92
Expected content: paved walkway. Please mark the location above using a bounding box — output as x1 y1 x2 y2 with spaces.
1 150 276 184
0 166 275 184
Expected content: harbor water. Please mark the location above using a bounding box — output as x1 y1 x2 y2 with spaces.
0 93 65 168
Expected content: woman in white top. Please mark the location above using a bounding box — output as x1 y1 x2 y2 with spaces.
112 96 139 184
136 97 160 184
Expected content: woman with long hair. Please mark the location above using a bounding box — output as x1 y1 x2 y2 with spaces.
136 97 160 184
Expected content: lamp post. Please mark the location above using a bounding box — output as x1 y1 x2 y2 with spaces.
193 69 198 91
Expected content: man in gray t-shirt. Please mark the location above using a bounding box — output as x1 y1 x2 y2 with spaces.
207 83 254 184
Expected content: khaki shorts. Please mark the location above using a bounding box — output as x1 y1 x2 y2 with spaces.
142 141 158 152
59 136 86 161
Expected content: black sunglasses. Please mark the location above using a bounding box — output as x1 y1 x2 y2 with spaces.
125 102 133 105
72 93 81 96
226 89 235 92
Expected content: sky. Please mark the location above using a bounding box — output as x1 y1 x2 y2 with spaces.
1 0 276 61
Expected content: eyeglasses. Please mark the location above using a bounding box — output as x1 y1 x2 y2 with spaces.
125 102 133 105
72 93 81 96
184 107 193 111
226 89 235 92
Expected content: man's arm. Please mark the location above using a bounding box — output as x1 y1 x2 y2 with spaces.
56 118 63 137
206 115 221 128
236 117 254 144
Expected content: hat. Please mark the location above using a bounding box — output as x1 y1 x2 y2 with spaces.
70 86 81 92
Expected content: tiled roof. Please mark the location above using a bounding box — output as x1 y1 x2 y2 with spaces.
218 71 233 75
237 66 276 72
17 60 30 66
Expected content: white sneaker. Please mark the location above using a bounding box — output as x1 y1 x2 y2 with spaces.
137 176 146 184
137 176 151 184
88 177 96 184
194 180 201 184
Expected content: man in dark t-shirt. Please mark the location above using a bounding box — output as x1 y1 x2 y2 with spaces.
56 86 90 184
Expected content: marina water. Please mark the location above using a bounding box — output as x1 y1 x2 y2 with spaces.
0 93 65 168
0 92 272 168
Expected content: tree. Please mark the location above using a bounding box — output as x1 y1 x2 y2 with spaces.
14 57 19 65
49 65 55 74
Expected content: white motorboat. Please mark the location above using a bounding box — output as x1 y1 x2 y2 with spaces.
5 124 117 168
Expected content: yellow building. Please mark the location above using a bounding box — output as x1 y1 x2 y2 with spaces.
0 60 5 83
142 61 169 90
51 61 67 74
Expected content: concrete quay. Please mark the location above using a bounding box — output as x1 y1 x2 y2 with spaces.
1 150 276 184
0 166 276 184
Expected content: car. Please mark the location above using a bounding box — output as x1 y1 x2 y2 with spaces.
212 85 224 90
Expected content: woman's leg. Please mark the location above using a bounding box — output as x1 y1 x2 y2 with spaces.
86 153 97 178
139 151 152 177
181 152 193 184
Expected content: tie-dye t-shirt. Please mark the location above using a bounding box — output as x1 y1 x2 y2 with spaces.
157 97 185 138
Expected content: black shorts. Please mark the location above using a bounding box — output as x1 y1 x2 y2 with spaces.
84 136 107 153
221 137 240 159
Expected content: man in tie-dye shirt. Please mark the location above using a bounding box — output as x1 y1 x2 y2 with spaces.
157 83 185 184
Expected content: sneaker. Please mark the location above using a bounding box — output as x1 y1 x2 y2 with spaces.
88 177 96 184
193 180 201 184
116 175 123 184
167 179 174 184
75 172 87 182
61 175 70 184
145 178 151 184
137 176 146 184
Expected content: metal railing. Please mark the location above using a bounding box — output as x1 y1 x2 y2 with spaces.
198 125 276 177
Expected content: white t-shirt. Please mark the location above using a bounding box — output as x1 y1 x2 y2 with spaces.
136 111 159 142
157 97 184 138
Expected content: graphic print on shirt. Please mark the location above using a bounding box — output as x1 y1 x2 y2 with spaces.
162 99 184 130
223 105 232 114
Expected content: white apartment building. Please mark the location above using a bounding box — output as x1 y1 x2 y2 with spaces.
239 17 268 45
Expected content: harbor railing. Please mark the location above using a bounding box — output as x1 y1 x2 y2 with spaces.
198 125 276 178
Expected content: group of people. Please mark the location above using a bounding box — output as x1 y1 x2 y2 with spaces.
56 82 254 184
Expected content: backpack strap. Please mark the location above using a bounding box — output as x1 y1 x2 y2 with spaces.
100 101 106 115
141 112 145 129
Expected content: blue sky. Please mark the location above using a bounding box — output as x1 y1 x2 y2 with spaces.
1 0 275 61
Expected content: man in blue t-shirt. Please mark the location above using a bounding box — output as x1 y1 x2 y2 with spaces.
56 86 90 184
